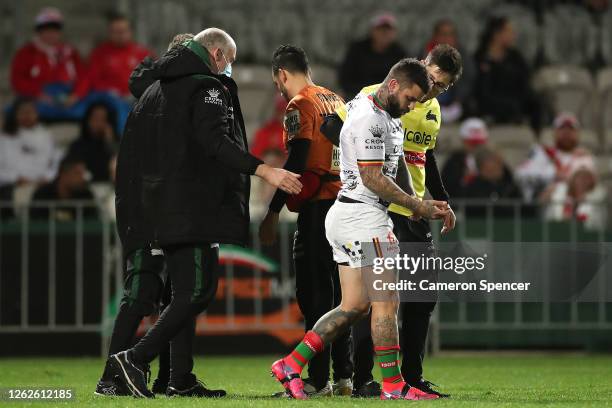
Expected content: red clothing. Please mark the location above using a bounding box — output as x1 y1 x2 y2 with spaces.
73 41 152 98
10 39 83 97
250 119 286 159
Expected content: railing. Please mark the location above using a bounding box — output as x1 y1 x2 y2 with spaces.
1 198 610 356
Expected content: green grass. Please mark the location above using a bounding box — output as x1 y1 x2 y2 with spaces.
2 354 612 407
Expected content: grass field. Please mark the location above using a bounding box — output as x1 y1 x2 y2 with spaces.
2 354 612 407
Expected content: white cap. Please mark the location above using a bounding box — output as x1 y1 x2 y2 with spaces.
460 118 488 145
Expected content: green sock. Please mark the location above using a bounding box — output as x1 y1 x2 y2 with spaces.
375 345 403 384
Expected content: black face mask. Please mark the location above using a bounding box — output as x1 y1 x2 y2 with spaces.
386 93 403 118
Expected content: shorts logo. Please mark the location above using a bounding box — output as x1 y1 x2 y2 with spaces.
204 88 223 106
342 241 365 262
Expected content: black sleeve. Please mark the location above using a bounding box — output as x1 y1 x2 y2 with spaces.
269 139 311 213
319 113 342 147
128 57 157 98
193 84 263 175
425 149 450 201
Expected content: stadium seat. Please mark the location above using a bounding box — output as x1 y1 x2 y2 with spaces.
434 123 462 153
543 5 598 66
496 146 530 169
310 64 339 91
532 65 595 128
48 123 79 149
488 125 536 149
596 67 612 150
12 183 36 217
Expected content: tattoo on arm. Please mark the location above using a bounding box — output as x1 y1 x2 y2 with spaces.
312 306 366 344
360 165 420 211
395 157 414 196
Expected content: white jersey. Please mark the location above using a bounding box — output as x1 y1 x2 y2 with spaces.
338 92 404 210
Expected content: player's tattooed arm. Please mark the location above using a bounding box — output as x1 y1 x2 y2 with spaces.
394 156 415 196
312 306 367 344
360 165 449 219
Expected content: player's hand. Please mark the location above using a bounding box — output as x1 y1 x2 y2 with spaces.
441 206 456 234
256 164 302 194
414 200 450 220
259 211 279 245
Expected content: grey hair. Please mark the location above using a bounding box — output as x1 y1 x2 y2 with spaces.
193 27 236 55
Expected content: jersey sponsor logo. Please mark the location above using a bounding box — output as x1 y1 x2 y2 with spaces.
203 88 223 106
404 129 433 146
426 110 438 123
369 124 384 138
284 110 300 140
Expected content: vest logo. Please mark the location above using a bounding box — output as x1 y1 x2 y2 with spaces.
404 129 432 146
426 110 438 123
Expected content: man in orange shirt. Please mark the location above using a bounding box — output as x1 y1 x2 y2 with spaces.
259 45 352 397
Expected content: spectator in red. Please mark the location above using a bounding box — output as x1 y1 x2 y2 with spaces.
250 94 288 164
69 13 153 132
10 7 84 120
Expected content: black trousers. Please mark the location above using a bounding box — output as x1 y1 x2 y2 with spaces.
125 243 219 382
295 200 353 389
390 213 437 383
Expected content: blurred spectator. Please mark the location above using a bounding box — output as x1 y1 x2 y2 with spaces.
66 103 117 182
0 98 58 188
10 8 85 122
463 147 522 217
70 13 153 132
473 16 542 132
30 155 97 221
442 118 505 198
516 112 595 202
338 12 406 99
250 94 288 162
423 19 475 123
542 163 606 229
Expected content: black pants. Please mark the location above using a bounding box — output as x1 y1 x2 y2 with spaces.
295 200 353 389
127 243 219 382
390 213 437 383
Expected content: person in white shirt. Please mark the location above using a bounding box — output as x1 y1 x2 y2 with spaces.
0 98 58 187
516 112 595 203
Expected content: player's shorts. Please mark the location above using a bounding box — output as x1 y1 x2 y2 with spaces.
325 199 400 268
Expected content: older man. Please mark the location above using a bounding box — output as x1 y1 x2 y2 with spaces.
105 28 301 398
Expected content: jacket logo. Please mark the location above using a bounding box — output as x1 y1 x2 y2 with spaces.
426 110 437 123
207 88 220 98
204 88 223 106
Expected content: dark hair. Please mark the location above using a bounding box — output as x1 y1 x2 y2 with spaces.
57 154 84 175
168 33 194 50
106 11 129 25
80 102 117 140
427 44 463 83
475 16 509 60
387 58 431 95
2 97 37 135
272 45 309 75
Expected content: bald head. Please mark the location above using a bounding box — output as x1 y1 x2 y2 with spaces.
193 27 236 75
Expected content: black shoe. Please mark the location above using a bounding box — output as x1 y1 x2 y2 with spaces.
408 379 450 398
108 351 154 398
151 378 168 395
167 374 226 398
351 380 381 398
94 376 130 397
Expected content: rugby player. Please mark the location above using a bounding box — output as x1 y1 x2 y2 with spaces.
270 58 450 400
322 44 463 397
259 45 353 396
